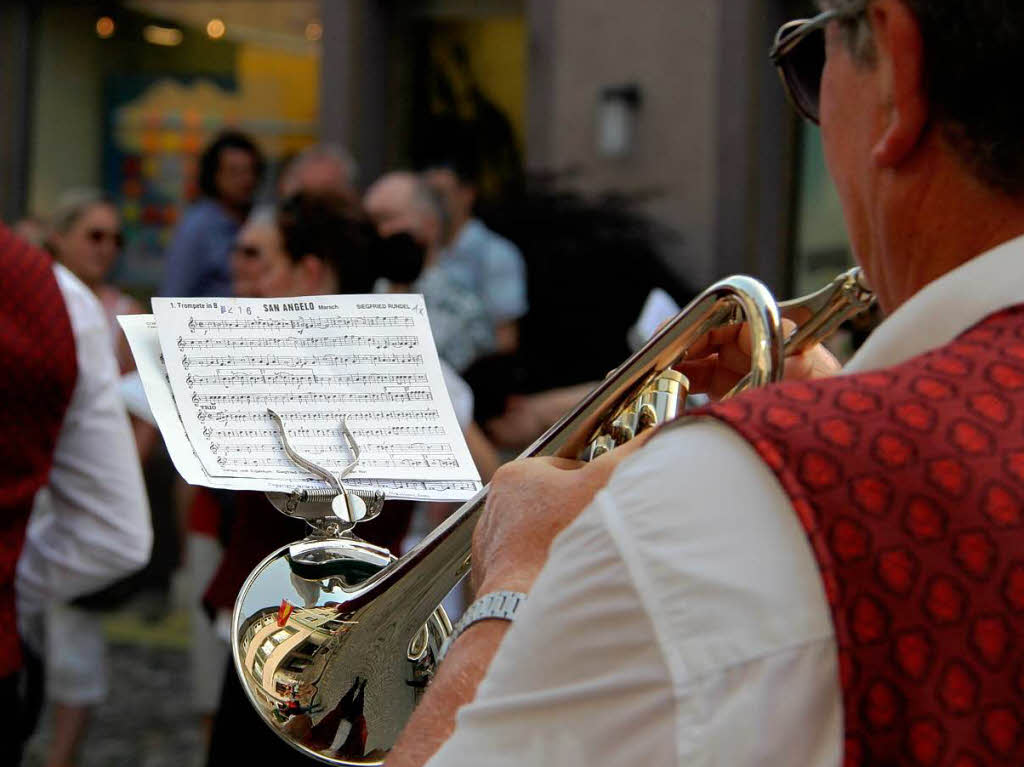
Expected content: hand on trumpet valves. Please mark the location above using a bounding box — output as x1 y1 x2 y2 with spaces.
471 431 655 597
676 318 842 399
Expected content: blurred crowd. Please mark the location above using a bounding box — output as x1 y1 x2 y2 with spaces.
5 129 692 767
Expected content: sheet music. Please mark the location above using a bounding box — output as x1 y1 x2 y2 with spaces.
120 311 482 502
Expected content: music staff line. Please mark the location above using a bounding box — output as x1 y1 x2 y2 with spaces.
188 316 414 333
345 478 479 492
181 353 424 369
185 371 429 388
177 335 419 351
201 425 446 440
195 408 441 424
191 390 434 407
212 442 456 457
271 477 479 493
216 455 460 469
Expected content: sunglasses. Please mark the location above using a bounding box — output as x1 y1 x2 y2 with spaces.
769 3 867 124
86 228 123 249
232 244 263 259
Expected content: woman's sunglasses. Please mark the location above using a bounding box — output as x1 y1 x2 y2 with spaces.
769 4 867 124
87 228 124 249
232 244 263 260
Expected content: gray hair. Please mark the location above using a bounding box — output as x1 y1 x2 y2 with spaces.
819 0 876 64
50 188 115 235
244 204 278 229
410 179 451 243
281 142 359 190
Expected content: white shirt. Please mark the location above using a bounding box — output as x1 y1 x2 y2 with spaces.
428 235 1024 766
16 265 151 621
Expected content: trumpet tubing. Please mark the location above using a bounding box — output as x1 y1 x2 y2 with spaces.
232 268 874 765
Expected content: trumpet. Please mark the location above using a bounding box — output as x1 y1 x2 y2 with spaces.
231 268 874 765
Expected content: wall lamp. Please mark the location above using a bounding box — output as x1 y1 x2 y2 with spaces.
596 83 643 158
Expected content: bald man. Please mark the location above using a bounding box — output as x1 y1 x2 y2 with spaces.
365 172 494 372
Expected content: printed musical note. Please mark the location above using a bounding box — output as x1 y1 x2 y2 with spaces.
182 353 424 369
195 408 441 424
185 371 430 388
176 335 419 350
205 424 446 440
190 390 433 407
187 316 414 332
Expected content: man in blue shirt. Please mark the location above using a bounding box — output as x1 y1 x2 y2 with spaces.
160 131 264 298
423 154 527 354
365 172 496 373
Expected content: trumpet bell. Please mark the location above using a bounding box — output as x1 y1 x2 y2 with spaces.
233 537 451 765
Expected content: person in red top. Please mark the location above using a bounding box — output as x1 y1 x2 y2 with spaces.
0 224 79 757
1 222 151 764
387 2 1024 767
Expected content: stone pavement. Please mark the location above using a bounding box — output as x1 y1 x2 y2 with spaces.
23 606 206 767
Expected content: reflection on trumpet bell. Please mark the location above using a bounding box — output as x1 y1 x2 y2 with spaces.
233 539 452 765
238 603 348 715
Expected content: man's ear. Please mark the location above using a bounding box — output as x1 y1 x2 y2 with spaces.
871 0 929 168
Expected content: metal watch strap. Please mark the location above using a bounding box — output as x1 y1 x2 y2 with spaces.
437 590 526 663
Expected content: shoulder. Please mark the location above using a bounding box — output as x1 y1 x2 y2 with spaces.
697 366 906 425
0 223 52 279
423 267 485 312
53 263 106 338
177 200 211 228
176 200 229 236
469 219 522 260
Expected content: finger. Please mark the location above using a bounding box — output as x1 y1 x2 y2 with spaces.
719 317 804 372
709 364 744 399
718 338 756 377
734 317 801 357
678 355 744 398
532 455 586 471
685 323 743 360
782 349 815 381
782 344 842 381
810 345 843 377
674 357 717 393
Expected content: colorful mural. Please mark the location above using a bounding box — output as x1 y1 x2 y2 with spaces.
105 45 319 288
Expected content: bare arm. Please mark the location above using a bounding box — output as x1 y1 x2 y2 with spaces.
387 621 510 767
463 421 501 483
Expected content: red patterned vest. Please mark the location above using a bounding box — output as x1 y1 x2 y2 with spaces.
0 224 78 676
697 307 1024 767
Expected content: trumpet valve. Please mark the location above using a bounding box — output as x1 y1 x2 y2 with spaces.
584 434 618 461
637 370 690 430
610 410 639 444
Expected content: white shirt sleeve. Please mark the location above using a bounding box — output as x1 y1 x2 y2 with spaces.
427 419 842 767
15 266 152 616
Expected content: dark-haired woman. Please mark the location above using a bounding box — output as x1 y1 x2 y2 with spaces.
160 130 265 298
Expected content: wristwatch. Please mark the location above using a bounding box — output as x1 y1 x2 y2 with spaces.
437 590 527 663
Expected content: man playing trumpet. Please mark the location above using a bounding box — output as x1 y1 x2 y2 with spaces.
391 1 1024 765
